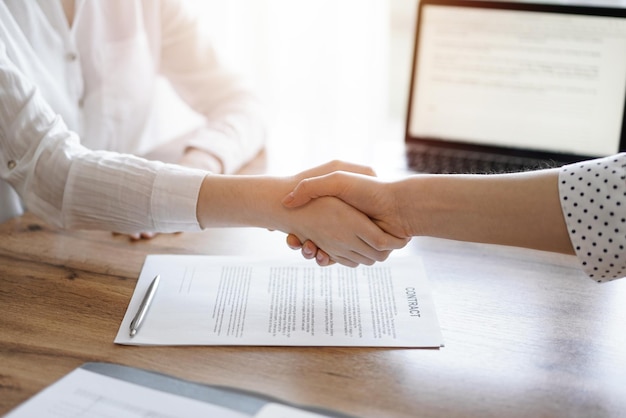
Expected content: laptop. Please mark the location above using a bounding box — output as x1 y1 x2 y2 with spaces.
405 0 626 173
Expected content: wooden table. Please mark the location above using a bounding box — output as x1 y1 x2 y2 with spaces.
2 161 626 418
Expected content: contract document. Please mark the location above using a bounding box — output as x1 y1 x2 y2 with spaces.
114 255 444 348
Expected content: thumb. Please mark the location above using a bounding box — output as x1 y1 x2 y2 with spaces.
282 174 342 208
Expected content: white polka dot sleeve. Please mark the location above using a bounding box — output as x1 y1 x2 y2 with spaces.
559 153 626 282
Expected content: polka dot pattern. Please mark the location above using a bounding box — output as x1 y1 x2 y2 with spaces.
559 153 626 282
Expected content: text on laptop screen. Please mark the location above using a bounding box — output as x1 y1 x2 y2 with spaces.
408 4 626 157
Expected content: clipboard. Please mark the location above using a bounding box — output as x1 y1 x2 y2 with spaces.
6 362 357 418
83 362 356 417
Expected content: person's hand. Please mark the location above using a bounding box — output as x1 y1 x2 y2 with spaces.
284 161 380 266
280 193 408 267
289 162 402 267
282 165 410 266
112 231 158 241
286 233 334 266
290 160 376 181
282 171 413 251
179 147 224 173
274 160 376 258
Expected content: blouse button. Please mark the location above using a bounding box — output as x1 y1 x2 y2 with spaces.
7 160 16 169
66 52 78 62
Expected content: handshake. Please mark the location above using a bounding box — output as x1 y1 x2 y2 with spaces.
244 159 572 267
280 161 411 267
194 158 572 269
196 160 414 268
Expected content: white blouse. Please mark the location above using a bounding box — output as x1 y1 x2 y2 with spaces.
559 153 626 282
0 0 265 231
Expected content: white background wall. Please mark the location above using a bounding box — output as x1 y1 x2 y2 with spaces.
157 0 420 174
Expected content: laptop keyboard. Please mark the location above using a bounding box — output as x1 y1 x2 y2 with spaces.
407 145 556 174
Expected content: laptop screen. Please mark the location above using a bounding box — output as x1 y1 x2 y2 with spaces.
406 0 626 162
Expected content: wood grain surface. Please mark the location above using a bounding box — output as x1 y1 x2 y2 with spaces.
2 210 626 418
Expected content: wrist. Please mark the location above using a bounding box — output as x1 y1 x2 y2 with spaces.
196 174 296 231
393 176 434 238
396 175 467 239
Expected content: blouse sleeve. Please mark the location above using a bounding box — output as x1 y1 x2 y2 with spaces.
558 153 626 282
157 0 266 175
0 37 206 234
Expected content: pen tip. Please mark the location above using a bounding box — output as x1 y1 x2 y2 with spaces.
130 329 136 337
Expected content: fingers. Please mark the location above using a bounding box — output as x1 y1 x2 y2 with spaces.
322 160 376 177
301 240 318 259
112 231 158 241
344 217 410 262
284 214 407 268
286 235 318 260
298 160 377 179
329 257 358 268
287 235 391 267
130 232 157 240
287 236 329 263
286 233 303 250
357 230 410 253
283 172 350 208
283 186 405 267
313 249 335 266
287 161 377 206
321 231 408 267
285 236 368 267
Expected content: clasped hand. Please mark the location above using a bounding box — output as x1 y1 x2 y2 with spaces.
281 165 411 266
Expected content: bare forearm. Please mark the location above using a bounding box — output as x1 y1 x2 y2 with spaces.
396 169 574 254
196 174 290 230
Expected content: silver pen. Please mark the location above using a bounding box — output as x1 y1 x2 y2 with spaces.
129 274 160 337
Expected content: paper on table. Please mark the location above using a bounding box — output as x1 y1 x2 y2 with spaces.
115 255 444 347
4 367 338 418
